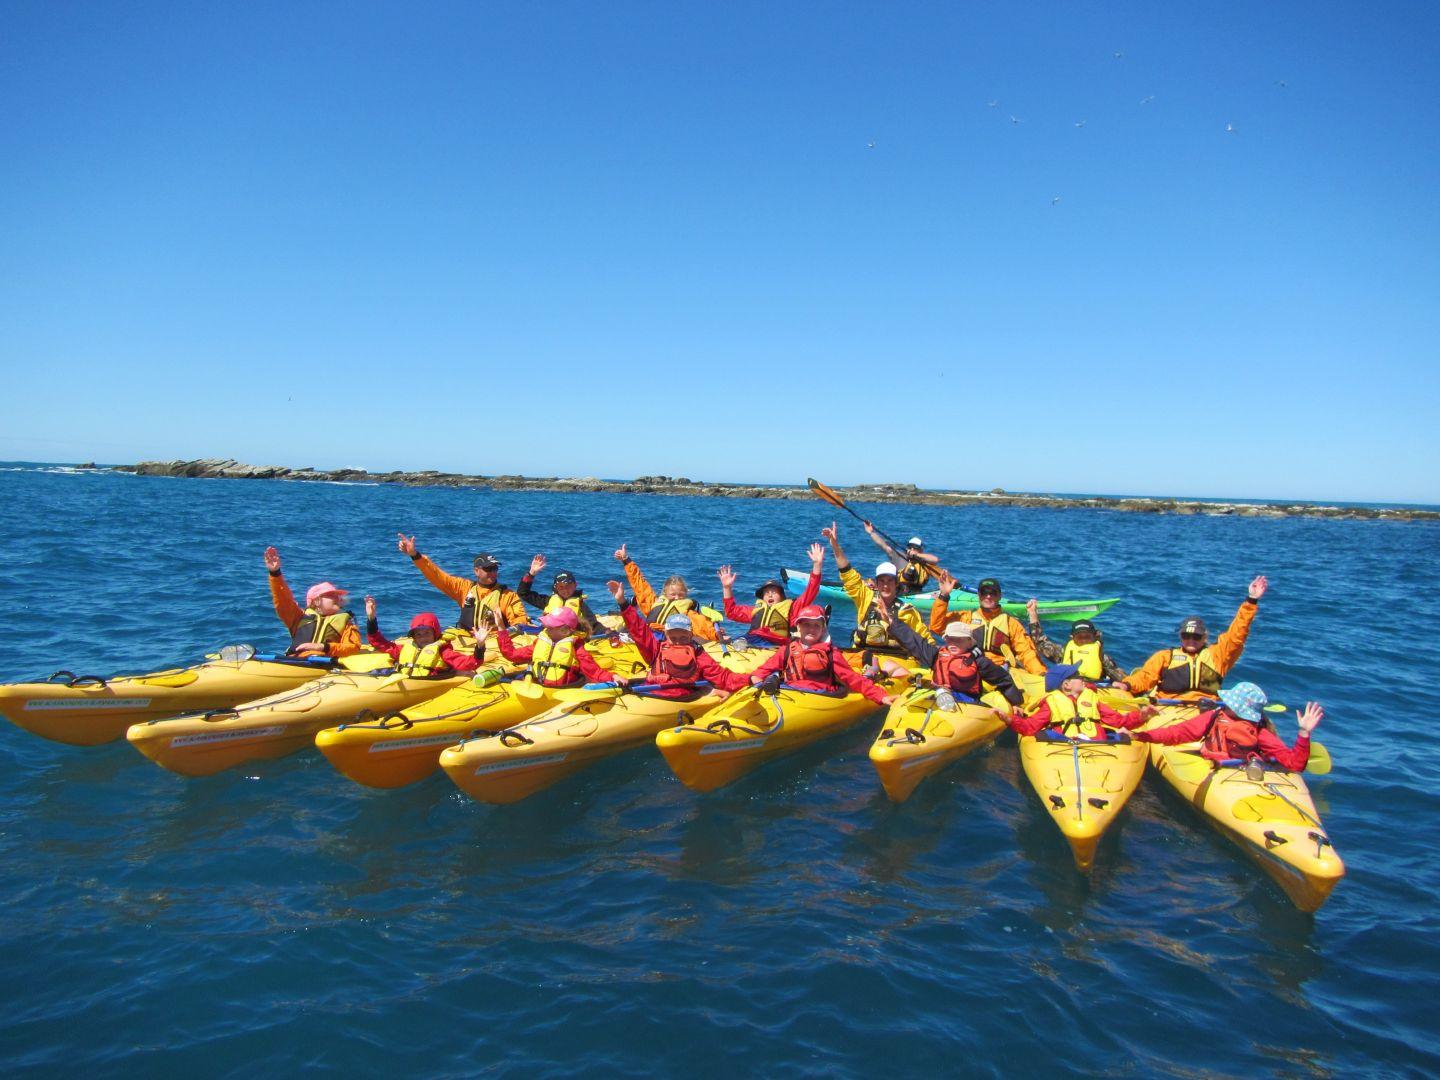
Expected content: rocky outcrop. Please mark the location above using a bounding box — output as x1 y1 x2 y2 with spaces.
111 460 1440 521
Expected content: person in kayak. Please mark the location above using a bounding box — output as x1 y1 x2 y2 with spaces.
396 534 527 632
1025 600 1126 683
612 543 718 641
875 600 1022 711
860 523 940 596
263 546 363 658
1131 682 1322 772
744 604 896 705
822 522 933 653
1112 576 1267 699
362 597 484 675
473 607 615 688
1006 663 1155 738
517 554 606 639
604 580 747 697
717 542 825 647
927 572 1046 676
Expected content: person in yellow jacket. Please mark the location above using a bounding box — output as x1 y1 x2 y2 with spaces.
1113 576 1266 699
927 572 1046 675
1025 599 1126 683
860 522 940 596
612 543 718 641
395 533 527 632
518 553 605 639
262 546 363 658
822 522 932 653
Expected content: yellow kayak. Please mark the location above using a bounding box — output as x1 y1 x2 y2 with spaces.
868 687 1010 803
1018 727 1149 872
126 669 466 776
0 650 392 747
656 660 913 793
440 685 726 804
1146 705 1344 912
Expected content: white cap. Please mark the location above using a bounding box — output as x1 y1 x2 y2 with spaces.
907 536 924 548
943 621 977 640
874 561 898 578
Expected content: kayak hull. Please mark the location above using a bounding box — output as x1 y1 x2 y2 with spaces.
781 569 1118 624
869 689 1009 803
126 670 466 776
1146 707 1344 912
1018 732 1148 872
440 687 725 804
0 651 390 747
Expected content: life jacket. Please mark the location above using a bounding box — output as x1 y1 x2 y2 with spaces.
458 585 511 632
853 595 906 650
1201 711 1264 763
782 641 839 687
290 609 352 652
1043 689 1104 738
530 633 583 687
1062 638 1105 681
652 640 702 684
899 559 931 594
973 612 1019 666
393 637 450 678
932 645 982 698
542 594 591 639
1158 647 1223 696
749 599 793 635
647 595 697 627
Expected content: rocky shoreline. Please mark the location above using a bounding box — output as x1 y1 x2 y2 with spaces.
111 459 1439 521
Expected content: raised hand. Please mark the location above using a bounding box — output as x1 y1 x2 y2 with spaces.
717 565 738 590
874 593 893 625
364 595 377 620
1025 598 1039 624
934 570 956 595
606 579 626 605
396 533 418 557
263 546 282 573
1297 701 1324 734
1248 575 1268 600
808 542 825 568
613 543 628 564
820 522 839 544
472 621 492 651
529 553 547 577
863 519 877 535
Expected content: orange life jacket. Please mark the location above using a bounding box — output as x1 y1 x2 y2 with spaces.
652 640 702 684
782 642 839 687
932 645 981 698
1201 711 1263 762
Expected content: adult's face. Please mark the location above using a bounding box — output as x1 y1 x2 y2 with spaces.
1179 631 1207 655
796 619 826 645
978 586 1001 612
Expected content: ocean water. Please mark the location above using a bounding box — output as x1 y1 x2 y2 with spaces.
1 464 1438 1077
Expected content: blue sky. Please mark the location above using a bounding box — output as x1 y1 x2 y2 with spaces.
2 2 1437 502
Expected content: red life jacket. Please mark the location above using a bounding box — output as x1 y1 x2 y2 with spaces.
652 640 702 684
782 641 839 687
1200 711 1263 762
932 645 981 698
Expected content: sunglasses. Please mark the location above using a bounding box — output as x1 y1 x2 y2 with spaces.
1180 632 1205 641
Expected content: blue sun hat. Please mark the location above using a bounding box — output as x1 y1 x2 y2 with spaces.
1219 681 1267 722
663 614 692 631
1045 664 1081 693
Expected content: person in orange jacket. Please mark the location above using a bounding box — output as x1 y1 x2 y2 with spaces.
927 572 1046 676
612 543 718 641
395 533 527 631
263 546 363 658
1114 576 1267 699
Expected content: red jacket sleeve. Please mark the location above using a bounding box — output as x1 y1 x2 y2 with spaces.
1132 710 1215 745
1097 702 1149 731
440 643 481 672
830 652 889 705
695 652 750 693
1008 698 1051 736
746 649 784 683
723 595 754 624
1258 727 1311 771
366 628 402 660
790 571 821 621
620 603 660 666
496 628 533 665
573 645 614 683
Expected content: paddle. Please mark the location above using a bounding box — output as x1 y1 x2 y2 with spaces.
807 477 968 591
1150 698 1331 775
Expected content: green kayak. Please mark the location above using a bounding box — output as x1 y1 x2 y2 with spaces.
780 569 1119 623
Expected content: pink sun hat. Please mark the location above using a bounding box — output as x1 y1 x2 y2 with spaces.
305 581 348 606
539 608 579 631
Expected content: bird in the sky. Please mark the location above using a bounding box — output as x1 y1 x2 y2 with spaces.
1140 95 1155 105
1051 196 1061 206
1010 115 1023 125
1075 119 1087 128
987 99 999 108
1276 80 1288 88
1225 122 1236 134
1113 50 1124 59
867 141 876 149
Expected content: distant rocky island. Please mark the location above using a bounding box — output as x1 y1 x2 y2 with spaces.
112 459 1439 521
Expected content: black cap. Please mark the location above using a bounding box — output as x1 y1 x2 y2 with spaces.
754 579 785 599
977 578 1001 594
1179 617 1207 636
473 552 500 569
1071 620 1097 635
553 570 577 585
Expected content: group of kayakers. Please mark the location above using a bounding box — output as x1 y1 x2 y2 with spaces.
261 518 1324 773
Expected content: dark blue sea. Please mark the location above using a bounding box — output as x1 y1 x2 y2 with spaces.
2 464 1438 1077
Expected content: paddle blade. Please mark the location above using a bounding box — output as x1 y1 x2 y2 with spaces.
509 678 545 699
1305 740 1332 775
807 477 848 511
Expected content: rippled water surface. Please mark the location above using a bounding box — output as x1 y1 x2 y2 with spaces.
2 465 1438 1076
